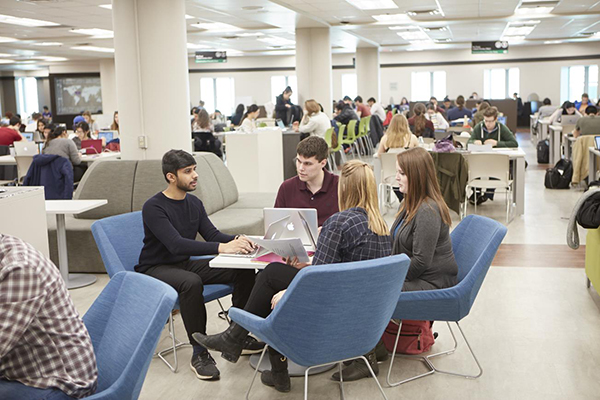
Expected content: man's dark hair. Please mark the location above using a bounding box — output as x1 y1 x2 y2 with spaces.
354 96 363 103
563 101 575 109
367 97 376 103
343 96 352 102
585 105 598 115
162 150 196 183
296 136 328 162
9 116 21 126
283 86 293 94
43 105 49 110
335 101 345 111
430 96 437 101
582 93 589 99
32 112 41 120
76 121 90 132
543 98 551 105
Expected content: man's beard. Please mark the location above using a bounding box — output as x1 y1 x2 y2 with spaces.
176 180 196 192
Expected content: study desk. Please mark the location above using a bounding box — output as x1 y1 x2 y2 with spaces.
549 125 563 164
564 134 577 161
530 115 537 143
46 199 107 289
590 147 600 184
0 151 120 166
538 118 551 142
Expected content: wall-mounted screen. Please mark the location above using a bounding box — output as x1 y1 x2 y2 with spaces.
54 76 102 115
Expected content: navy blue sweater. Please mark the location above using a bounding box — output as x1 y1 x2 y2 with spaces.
135 192 235 272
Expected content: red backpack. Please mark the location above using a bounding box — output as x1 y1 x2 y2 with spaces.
381 319 435 355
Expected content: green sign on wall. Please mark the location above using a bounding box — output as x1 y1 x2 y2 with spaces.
472 41 509 54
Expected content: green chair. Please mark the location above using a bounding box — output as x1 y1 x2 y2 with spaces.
358 116 374 156
324 127 343 171
340 120 361 159
392 108 397 115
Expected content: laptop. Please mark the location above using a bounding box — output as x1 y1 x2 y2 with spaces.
13 141 39 156
263 208 319 247
276 119 286 130
22 132 33 141
222 215 290 258
98 131 114 142
497 116 507 125
468 143 493 152
80 139 102 155
561 115 580 126
595 136 600 151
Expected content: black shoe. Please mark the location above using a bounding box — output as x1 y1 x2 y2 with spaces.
190 351 220 380
374 339 389 363
476 195 488 206
261 348 291 392
192 323 248 363
241 335 266 355
331 349 378 382
468 193 476 205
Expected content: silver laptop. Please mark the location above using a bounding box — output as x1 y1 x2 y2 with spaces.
222 215 290 258
264 208 318 247
13 141 39 156
561 115 580 126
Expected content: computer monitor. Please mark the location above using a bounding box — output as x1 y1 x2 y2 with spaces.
595 136 600 151
22 132 33 141
81 139 102 155
497 116 507 125
98 131 114 142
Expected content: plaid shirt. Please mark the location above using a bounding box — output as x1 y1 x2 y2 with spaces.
0 235 97 398
313 207 391 265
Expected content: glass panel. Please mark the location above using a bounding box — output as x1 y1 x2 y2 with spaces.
560 66 569 104
411 71 430 101
200 78 215 114
588 65 598 101
215 77 235 116
483 69 491 99
432 71 446 100
341 74 358 100
490 69 506 99
568 65 585 102
271 76 287 104
508 68 520 99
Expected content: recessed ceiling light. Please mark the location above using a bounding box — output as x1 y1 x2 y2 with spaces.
242 6 263 10
70 28 114 39
0 14 59 27
0 59 16 64
396 27 431 41
0 36 18 43
515 6 554 15
389 25 419 30
407 9 441 16
191 22 242 32
345 0 397 10
0 53 12 57
544 40 562 44
33 42 62 46
406 48 424 52
372 14 411 24
71 46 115 53
37 56 68 62
99 4 111 9
257 36 295 46
236 32 264 37
185 15 194 19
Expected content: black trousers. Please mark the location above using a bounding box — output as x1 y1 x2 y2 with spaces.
143 258 256 346
244 262 299 318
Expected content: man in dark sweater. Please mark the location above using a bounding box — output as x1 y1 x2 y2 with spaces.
135 150 260 381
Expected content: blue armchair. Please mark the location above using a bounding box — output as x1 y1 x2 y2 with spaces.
228 254 411 400
91 211 233 372
85 271 177 399
386 214 507 387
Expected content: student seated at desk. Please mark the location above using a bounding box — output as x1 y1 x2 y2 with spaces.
377 114 419 156
0 116 24 146
275 137 339 226
408 103 434 138
194 160 392 392
446 95 473 121
354 96 371 118
230 104 244 127
367 97 386 122
34 118 49 142
72 121 91 150
239 104 259 133
82 111 99 136
193 109 222 158
296 99 330 139
576 93 591 114
0 234 98 400
549 101 582 127
43 126 87 182
469 106 518 148
573 105 600 138
135 150 261 381
538 98 557 119
426 103 449 130
472 101 490 127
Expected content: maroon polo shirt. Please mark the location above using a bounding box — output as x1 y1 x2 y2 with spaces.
274 169 339 226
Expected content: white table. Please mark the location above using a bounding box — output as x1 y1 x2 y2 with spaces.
0 151 120 166
564 134 576 161
590 147 600 184
549 125 562 164
46 200 107 289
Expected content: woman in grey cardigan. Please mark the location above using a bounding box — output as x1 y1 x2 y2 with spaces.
390 147 458 291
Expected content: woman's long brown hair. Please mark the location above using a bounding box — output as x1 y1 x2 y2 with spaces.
413 103 427 137
396 147 452 226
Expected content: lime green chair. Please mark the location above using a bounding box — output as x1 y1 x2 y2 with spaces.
324 126 345 170
392 108 397 115
340 120 361 159
357 116 373 156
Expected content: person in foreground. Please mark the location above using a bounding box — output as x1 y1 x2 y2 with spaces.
0 234 98 399
193 160 391 393
390 147 458 291
135 150 261 381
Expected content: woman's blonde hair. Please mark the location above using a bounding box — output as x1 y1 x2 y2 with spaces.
82 110 95 124
396 147 452 226
339 160 388 236
386 114 411 148
304 99 320 116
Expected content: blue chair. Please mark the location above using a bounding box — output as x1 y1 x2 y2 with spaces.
228 254 411 400
91 211 233 373
85 271 177 399
385 215 507 387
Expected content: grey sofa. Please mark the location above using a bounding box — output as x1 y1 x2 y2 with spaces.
47 152 276 273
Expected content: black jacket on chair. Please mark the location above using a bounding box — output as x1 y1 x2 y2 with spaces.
577 192 600 229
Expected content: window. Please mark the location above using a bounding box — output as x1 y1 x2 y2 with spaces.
560 65 598 103
200 77 235 116
341 74 358 100
16 77 39 118
271 75 298 104
410 71 446 101
483 68 519 99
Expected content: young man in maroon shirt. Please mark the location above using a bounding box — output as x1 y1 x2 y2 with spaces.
0 116 24 146
274 136 339 226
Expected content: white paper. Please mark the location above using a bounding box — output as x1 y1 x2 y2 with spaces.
250 237 310 263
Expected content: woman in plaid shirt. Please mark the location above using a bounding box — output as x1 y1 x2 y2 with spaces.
194 160 392 393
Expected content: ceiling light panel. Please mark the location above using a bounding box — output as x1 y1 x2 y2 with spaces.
0 59 16 64
0 14 59 27
33 42 62 46
345 0 398 10
0 36 18 43
191 22 242 32
71 46 115 53
257 36 295 46
372 13 411 24
70 28 114 39
99 4 112 10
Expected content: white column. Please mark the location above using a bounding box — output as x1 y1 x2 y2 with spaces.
295 28 333 118
112 0 191 160
99 58 118 120
356 47 380 102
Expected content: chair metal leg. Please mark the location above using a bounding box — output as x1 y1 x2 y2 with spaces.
587 277 591 288
245 345 268 400
386 321 482 387
216 299 231 324
337 362 345 400
154 312 191 373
